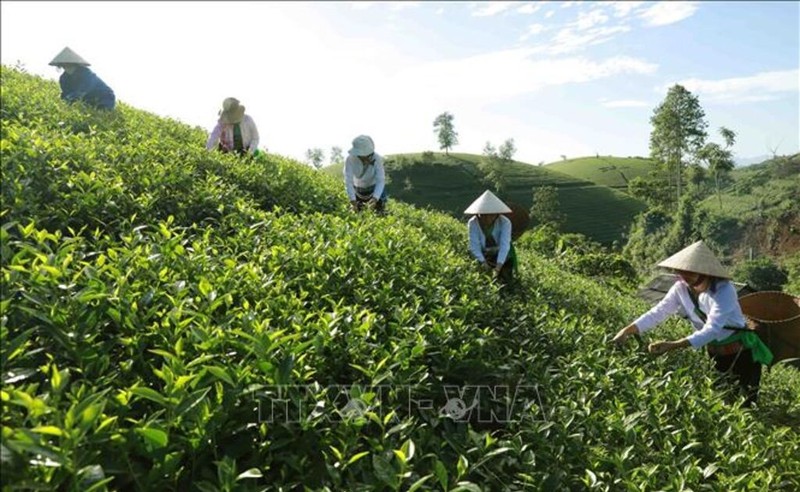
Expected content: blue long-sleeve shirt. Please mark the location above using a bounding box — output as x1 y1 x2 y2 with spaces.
59 66 115 109
468 215 512 265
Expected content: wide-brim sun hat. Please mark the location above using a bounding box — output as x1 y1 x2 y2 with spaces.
49 47 90 66
657 240 731 279
464 190 512 215
349 135 375 157
219 97 245 124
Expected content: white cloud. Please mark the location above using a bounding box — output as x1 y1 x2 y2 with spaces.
517 3 543 15
601 99 651 108
472 1 517 17
665 69 800 104
612 1 645 17
519 23 547 42
544 25 631 54
522 4 628 54
561 1 578 9
575 9 610 30
639 1 699 27
436 7 445 15
392 50 659 107
545 10 555 18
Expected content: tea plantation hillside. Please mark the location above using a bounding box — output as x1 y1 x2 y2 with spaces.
544 156 656 190
3 66 799 491
696 154 800 249
326 153 647 246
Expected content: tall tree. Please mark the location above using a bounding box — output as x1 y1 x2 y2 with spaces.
480 141 504 191
498 138 516 163
482 141 497 158
649 84 708 208
306 148 325 169
329 146 343 166
530 185 565 229
698 126 736 210
433 112 458 155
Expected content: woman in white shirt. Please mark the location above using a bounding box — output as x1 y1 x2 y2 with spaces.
465 190 516 286
206 97 260 156
613 241 773 406
343 135 387 214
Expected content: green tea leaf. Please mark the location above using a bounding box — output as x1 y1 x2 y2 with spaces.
135 427 168 449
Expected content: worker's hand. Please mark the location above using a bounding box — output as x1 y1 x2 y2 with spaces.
368 197 378 208
612 325 637 346
648 341 674 356
494 263 504 274
350 200 360 212
481 261 492 271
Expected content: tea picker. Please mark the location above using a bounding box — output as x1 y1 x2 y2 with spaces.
613 241 773 406
464 190 518 287
343 135 388 215
49 47 116 110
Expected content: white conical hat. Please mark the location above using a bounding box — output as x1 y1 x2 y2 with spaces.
657 240 731 278
464 190 511 214
49 47 90 66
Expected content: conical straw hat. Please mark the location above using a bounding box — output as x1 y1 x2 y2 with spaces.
464 190 511 215
49 47 90 66
657 240 730 278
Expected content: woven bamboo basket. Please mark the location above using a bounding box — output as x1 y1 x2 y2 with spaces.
503 202 530 241
738 291 800 365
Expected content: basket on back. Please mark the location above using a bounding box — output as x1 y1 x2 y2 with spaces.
738 291 800 365
503 202 530 241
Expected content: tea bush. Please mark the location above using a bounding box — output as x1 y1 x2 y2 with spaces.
2 66 799 491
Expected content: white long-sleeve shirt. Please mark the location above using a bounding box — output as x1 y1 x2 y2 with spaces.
467 215 512 265
634 279 747 348
206 115 260 153
343 153 386 201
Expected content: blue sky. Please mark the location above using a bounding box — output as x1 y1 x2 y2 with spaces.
1 1 798 165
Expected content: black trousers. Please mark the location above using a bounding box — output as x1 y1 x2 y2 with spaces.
710 348 762 407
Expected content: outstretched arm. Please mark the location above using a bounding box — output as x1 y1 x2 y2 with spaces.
246 116 260 153
206 123 223 151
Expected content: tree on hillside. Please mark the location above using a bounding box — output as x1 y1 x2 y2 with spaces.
530 185 565 229
498 138 516 163
433 112 458 155
306 148 325 169
649 84 708 209
733 257 788 292
628 175 672 209
329 146 343 166
480 141 506 191
483 141 497 158
697 126 736 210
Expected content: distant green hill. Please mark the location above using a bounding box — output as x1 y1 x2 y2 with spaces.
698 154 800 219
326 152 648 245
696 153 800 259
544 156 656 189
